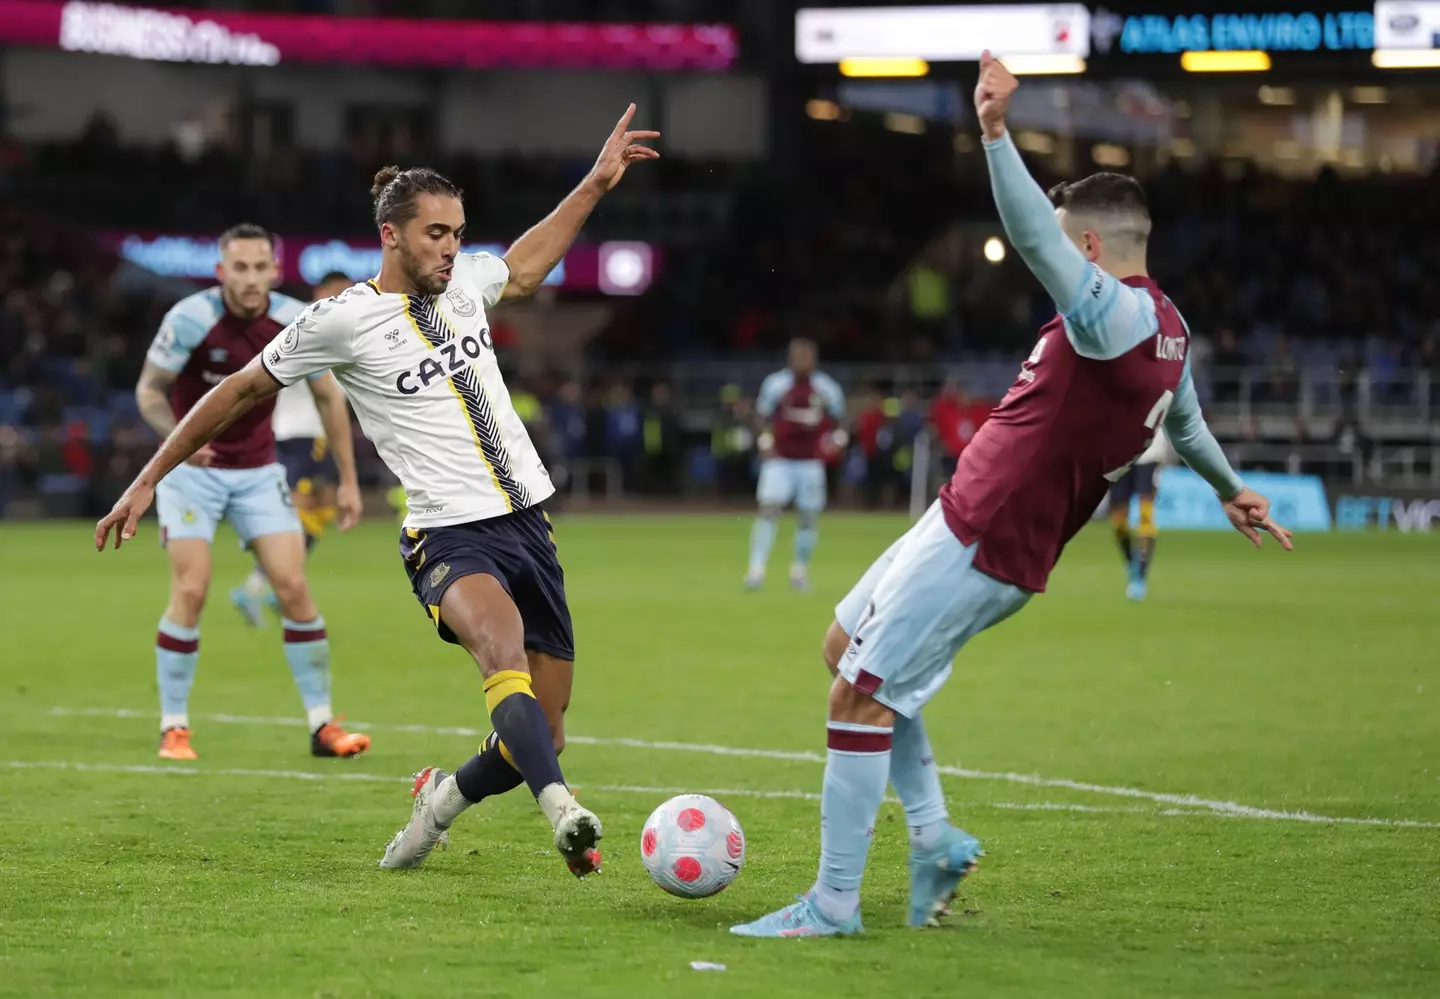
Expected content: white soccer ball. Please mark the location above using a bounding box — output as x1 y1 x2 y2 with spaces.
640 794 746 899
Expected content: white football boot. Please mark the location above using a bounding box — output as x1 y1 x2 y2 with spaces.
379 766 452 869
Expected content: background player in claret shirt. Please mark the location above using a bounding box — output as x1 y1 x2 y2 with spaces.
135 225 367 762
732 53 1294 940
745 338 846 592
232 270 356 625
96 105 659 880
1108 424 1176 601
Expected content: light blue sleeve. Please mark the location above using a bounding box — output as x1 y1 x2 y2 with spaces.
814 372 846 418
984 133 1156 360
145 289 222 373
1164 357 1243 499
269 294 325 381
756 370 793 419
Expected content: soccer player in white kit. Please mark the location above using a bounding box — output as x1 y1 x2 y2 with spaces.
96 105 660 879
232 270 355 625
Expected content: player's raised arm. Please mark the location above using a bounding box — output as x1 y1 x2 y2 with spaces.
1164 359 1293 550
501 104 659 298
975 53 1153 359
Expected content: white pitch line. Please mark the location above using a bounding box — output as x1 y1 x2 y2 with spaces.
43 706 1440 830
0 760 1146 816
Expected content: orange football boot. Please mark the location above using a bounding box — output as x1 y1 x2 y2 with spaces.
311 718 372 758
157 727 197 760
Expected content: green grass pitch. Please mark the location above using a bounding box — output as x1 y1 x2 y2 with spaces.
1 514 1437 998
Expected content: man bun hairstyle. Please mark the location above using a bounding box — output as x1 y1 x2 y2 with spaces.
1047 172 1152 250
371 166 463 231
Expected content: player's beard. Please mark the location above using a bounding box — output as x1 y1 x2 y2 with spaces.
397 238 448 297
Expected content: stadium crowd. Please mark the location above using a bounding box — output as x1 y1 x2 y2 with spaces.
4 116 1439 514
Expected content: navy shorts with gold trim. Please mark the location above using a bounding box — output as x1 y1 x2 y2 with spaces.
1108 462 1157 507
277 437 337 492
399 506 574 660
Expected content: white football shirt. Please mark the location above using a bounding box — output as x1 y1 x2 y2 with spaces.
271 380 325 441
259 252 554 527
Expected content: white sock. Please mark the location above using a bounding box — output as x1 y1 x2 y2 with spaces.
161 712 188 732
306 704 332 731
536 783 573 827
909 821 947 852
430 774 471 827
813 882 860 923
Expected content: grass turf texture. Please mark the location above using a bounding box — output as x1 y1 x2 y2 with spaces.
0 516 1437 998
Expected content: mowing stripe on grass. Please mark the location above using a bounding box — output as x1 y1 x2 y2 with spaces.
43 706 1440 830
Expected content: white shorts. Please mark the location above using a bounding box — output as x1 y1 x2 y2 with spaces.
833 502 1031 717
155 462 301 546
757 458 827 513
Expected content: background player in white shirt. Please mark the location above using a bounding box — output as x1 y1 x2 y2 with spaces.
96 104 660 880
1107 425 1177 601
233 270 356 625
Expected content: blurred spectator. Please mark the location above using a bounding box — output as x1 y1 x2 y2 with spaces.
853 386 892 509
928 379 992 478
603 381 642 490
547 380 589 460
640 381 683 495
710 387 756 498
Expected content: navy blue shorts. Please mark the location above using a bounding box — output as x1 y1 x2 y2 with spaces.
277 437 337 492
1108 462 1157 506
399 506 575 660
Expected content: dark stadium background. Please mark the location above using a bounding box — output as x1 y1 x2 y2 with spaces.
0 0 1435 526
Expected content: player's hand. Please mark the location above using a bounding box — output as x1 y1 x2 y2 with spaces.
336 480 363 533
95 481 155 551
1221 488 1294 551
585 103 660 193
186 444 217 467
975 50 1019 142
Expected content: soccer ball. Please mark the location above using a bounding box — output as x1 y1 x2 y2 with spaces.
640 794 746 898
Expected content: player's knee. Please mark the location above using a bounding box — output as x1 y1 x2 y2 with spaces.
270 573 314 617
166 581 208 625
822 620 850 676
827 674 892 727
797 509 819 531
758 504 782 520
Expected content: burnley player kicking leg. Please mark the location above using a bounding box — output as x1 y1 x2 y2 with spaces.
733 52 1293 937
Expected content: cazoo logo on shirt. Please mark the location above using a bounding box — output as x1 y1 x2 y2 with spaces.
395 331 493 395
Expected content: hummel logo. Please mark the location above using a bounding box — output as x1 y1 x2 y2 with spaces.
384 328 405 351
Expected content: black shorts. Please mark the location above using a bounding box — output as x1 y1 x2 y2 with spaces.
1108 462 1158 506
277 437 338 492
399 506 574 660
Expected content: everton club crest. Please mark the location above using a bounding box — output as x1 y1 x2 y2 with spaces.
446 287 477 317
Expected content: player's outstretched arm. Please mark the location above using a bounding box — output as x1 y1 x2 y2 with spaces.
975 53 1090 315
308 372 363 531
95 360 280 551
1163 363 1293 551
502 104 659 298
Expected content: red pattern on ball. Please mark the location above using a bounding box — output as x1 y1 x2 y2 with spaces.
642 828 658 857
673 856 703 882
726 830 744 859
677 807 706 832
